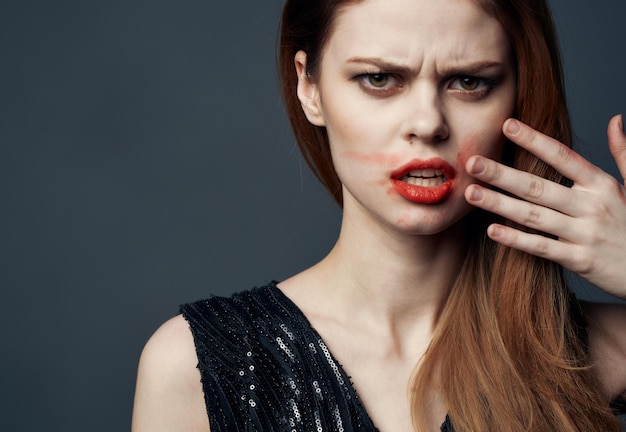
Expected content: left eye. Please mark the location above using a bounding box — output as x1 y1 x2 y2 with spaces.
448 75 499 98
458 76 481 90
451 75 496 93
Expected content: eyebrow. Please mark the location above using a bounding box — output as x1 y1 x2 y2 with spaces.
345 56 506 76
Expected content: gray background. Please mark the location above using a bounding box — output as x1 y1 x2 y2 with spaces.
1 1 624 431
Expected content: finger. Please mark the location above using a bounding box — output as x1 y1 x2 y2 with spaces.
466 155 581 216
608 114 626 183
465 184 579 241
503 119 602 187
486 223 579 268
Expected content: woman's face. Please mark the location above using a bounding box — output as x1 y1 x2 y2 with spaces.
297 0 516 235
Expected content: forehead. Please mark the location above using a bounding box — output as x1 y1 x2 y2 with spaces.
326 0 510 68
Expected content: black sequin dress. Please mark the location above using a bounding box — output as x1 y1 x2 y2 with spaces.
181 282 626 431
181 281 454 431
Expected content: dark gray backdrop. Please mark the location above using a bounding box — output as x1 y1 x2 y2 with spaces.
1 1 624 431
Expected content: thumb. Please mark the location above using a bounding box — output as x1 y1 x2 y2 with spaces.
608 114 626 183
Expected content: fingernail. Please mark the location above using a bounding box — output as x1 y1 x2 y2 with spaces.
469 157 486 175
619 114 624 134
489 225 504 238
468 187 484 201
505 119 520 135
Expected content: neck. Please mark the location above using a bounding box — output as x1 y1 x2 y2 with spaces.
278 190 471 360
321 212 465 324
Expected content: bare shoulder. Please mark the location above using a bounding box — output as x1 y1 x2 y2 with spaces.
131 315 211 432
581 301 626 402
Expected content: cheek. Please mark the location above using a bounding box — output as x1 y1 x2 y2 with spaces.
338 151 401 190
323 93 399 153
456 145 473 172
340 151 405 168
457 133 506 168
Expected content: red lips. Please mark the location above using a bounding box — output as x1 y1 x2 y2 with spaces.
390 158 456 204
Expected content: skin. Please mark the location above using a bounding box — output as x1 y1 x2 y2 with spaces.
132 314 210 432
289 0 517 429
467 116 626 298
297 0 516 236
132 0 626 430
466 115 626 402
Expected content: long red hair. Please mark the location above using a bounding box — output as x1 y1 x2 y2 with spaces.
278 0 621 430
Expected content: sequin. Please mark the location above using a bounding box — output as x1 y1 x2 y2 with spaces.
180 281 455 431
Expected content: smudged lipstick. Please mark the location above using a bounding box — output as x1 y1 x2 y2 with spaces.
391 158 456 204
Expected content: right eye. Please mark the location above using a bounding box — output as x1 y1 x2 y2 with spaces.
353 72 403 96
366 73 390 88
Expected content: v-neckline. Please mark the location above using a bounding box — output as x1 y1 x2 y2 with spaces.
265 281 452 432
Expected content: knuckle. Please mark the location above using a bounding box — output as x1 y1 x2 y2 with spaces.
494 163 504 181
584 197 609 221
523 204 542 226
526 178 545 199
483 161 502 182
535 236 550 256
505 229 519 246
570 251 594 275
523 127 535 144
601 175 623 195
485 192 501 211
556 143 574 165
585 224 604 246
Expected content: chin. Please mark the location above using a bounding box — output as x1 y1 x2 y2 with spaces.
391 204 472 236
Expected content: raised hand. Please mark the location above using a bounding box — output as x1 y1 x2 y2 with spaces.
464 115 626 300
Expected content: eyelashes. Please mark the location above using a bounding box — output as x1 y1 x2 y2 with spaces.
352 72 403 96
365 73 391 89
448 76 499 98
352 71 499 99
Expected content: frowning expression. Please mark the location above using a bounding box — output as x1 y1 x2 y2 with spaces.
296 0 516 234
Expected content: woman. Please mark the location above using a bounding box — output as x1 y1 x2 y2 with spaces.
132 0 626 430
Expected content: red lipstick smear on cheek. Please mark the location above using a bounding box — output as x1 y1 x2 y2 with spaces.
457 136 484 171
456 151 470 174
457 135 501 174
341 151 405 168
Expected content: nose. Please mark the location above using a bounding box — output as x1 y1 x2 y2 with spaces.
402 83 449 144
